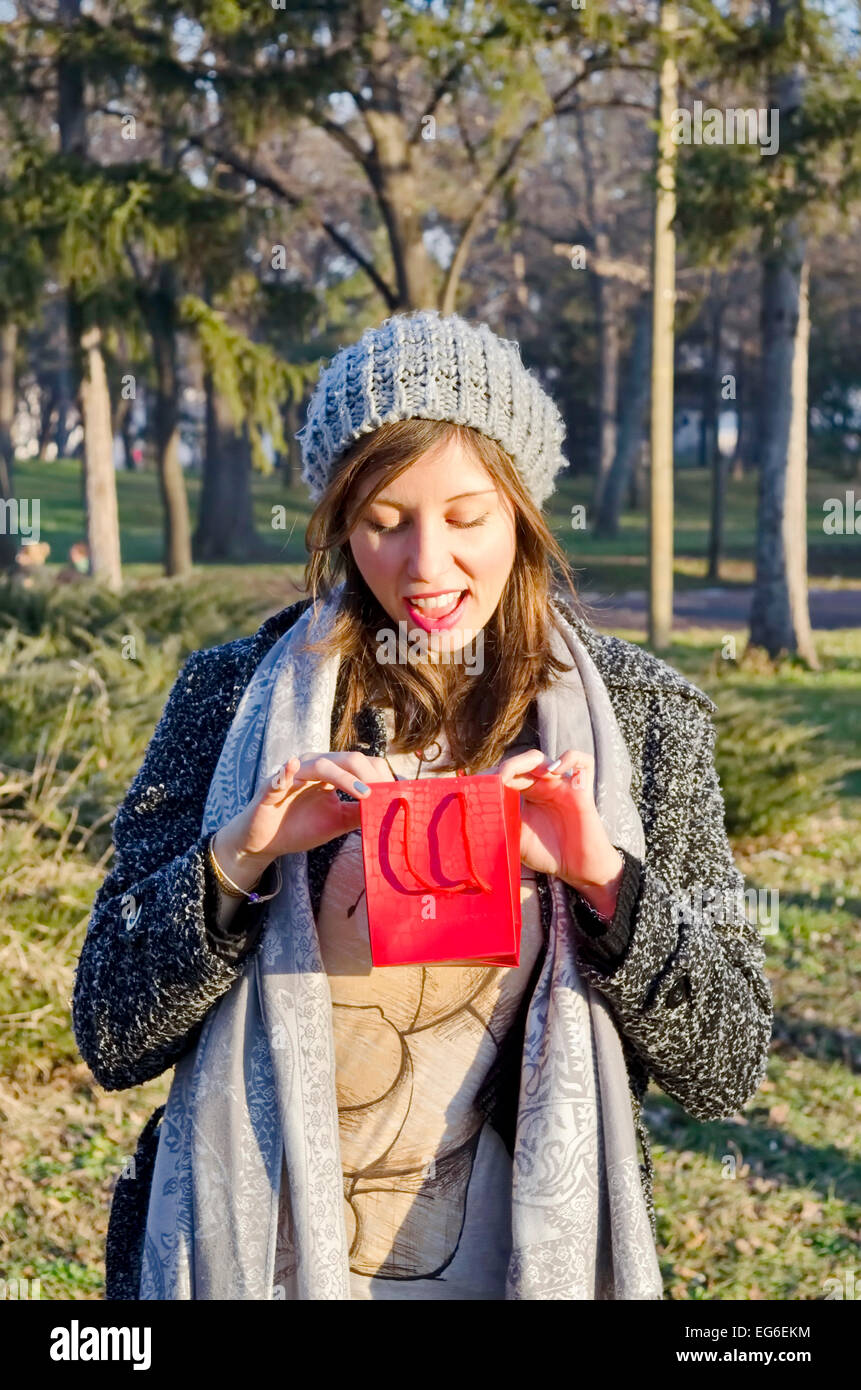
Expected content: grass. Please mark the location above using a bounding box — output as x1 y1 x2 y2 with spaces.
11 456 861 594
0 569 858 1300
641 626 861 1298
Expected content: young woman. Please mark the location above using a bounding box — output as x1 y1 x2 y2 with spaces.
73 309 772 1301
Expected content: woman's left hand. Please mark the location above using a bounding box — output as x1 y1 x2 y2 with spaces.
492 748 625 919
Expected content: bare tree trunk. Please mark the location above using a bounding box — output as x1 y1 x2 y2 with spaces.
590 267 620 515
705 286 726 580
784 261 817 663
194 369 258 561
56 394 75 459
648 0 679 652
364 15 437 310
595 293 652 536
748 241 816 662
112 333 137 469
573 106 620 513
37 381 59 460
147 268 192 577
58 0 122 589
0 321 18 570
730 355 748 480
191 195 259 560
52 308 77 459
708 455 730 581
115 394 136 470
78 321 122 588
281 396 301 487
747 0 817 666
632 438 649 511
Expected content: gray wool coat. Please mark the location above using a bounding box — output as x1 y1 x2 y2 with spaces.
72 594 773 1300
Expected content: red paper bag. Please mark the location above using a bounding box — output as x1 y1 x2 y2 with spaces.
359 771 522 968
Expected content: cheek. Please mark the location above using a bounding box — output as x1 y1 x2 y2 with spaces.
350 535 396 587
473 522 516 577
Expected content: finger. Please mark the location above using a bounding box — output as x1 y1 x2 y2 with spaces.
263 756 340 803
333 750 387 787
337 751 391 791
548 751 594 791
495 748 550 786
292 754 373 799
262 756 301 802
531 749 595 794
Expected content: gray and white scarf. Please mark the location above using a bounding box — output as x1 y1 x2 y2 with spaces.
140 585 663 1300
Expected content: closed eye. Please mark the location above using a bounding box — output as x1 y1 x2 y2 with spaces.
366 514 490 535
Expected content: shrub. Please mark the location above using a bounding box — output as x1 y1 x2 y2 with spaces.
712 689 854 838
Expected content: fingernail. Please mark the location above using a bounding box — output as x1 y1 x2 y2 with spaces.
353 780 370 795
546 758 562 772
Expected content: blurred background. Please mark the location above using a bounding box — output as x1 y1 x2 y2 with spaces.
0 0 859 1300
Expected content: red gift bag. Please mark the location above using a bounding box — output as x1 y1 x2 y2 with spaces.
358 771 522 968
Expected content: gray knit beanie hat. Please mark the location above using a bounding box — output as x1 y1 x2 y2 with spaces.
295 308 568 509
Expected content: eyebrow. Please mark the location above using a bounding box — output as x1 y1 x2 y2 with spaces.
369 489 498 507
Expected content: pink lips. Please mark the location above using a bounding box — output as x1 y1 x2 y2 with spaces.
404 590 469 631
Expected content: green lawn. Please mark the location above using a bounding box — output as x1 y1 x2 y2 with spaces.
12 456 861 593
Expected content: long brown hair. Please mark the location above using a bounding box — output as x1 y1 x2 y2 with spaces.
301 418 588 773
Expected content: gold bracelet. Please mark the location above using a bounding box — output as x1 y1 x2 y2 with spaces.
209 837 282 904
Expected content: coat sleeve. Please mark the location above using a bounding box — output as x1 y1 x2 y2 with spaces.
565 702 773 1122
71 645 270 1093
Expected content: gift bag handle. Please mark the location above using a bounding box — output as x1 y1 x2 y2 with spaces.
390 790 493 894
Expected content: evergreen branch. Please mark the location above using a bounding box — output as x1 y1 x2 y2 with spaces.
179 293 322 474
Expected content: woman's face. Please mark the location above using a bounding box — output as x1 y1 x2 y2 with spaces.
348 432 517 658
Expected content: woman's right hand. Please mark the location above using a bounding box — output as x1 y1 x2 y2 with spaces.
211 751 391 892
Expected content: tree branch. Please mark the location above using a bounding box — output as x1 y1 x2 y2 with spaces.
306 111 372 170
91 105 397 311
406 59 467 145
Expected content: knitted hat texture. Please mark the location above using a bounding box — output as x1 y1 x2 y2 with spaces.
295 309 568 508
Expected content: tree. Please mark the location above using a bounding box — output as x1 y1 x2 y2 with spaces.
672 0 861 665
0 322 18 570
748 0 818 665
596 291 653 537
57 0 122 590
120 0 653 315
649 0 679 652
704 273 728 580
573 103 620 514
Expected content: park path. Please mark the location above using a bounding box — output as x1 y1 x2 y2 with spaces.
577 586 861 632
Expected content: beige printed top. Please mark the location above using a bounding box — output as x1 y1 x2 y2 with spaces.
273 709 546 1300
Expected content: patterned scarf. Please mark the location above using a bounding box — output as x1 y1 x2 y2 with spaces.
140 585 663 1300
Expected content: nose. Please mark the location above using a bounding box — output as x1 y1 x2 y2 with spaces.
403 515 458 583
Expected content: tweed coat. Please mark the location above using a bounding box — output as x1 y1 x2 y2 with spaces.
71 593 773 1300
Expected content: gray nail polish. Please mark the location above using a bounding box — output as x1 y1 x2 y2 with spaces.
353 780 370 795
